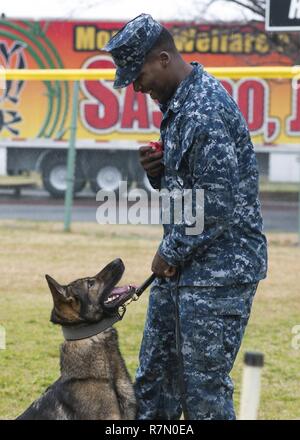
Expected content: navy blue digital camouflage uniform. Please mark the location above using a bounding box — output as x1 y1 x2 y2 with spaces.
104 14 268 420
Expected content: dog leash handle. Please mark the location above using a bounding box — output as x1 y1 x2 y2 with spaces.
134 273 156 298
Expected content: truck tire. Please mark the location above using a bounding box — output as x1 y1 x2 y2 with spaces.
89 158 128 194
41 155 86 198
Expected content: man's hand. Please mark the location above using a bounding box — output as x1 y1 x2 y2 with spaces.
151 250 177 278
139 146 164 178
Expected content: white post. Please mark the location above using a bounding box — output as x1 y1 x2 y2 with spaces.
0 147 7 176
0 325 6 350
239 352 264 420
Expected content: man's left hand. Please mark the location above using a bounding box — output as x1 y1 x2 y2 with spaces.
151 251 177 278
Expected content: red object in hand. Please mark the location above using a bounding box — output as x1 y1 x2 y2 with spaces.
148 141 163 153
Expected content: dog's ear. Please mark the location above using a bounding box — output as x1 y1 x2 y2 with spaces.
45 274 68 305
46 275 82 325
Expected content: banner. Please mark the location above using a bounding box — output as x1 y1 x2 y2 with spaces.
0 19 299 147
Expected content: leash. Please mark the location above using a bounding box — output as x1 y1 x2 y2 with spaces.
174 270 190 420
62 273 156 341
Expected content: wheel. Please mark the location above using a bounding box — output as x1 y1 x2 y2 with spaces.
89 158 127 194
41 155 86 198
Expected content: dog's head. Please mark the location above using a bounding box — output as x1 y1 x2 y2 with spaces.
46 258 136 326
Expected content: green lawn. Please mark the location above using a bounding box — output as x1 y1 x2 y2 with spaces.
0 220 299 419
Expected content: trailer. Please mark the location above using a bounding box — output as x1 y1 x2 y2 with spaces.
0 18 299 196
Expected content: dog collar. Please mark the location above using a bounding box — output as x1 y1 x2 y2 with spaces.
62 308 125 341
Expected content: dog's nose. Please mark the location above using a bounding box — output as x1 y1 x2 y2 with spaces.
113 258 124 270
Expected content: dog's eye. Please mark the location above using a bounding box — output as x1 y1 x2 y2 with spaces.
88 279 95 289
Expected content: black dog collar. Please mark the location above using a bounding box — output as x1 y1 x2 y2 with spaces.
61 273 156 341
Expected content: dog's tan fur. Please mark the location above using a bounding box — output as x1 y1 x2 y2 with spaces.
17 259 136 420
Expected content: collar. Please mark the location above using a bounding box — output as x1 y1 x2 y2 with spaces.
62 308 125 341
61 274 156 341
160 62 203 115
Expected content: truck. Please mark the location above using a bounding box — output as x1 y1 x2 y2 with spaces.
0 18 299 197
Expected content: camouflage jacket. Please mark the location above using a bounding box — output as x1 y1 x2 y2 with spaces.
149 62 268 286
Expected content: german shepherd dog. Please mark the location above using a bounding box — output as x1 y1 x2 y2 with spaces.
17 258 136 420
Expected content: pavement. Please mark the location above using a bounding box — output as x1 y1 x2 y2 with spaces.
0 188 298 233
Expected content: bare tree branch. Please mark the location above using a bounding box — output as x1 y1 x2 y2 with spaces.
222 0 300 63
226 0 265 16
198 0 300 63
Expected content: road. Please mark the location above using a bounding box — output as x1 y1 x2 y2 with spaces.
0 188 298 232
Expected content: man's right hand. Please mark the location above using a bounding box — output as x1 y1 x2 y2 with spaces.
139 146 164 178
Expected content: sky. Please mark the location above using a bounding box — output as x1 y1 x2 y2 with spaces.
1 0 259 22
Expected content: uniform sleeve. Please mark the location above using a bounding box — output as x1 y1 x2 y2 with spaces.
158 116 240 267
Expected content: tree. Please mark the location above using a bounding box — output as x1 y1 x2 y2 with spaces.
193 0 300 63
218 0 265 17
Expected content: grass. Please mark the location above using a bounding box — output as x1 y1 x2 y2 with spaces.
259 177 300 193
0 220 299 420
1 172 299 193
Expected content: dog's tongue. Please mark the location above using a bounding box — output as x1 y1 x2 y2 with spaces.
104 285 137 308
111 286 135 295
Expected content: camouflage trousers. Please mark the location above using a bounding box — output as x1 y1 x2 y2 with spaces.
134 279 258 420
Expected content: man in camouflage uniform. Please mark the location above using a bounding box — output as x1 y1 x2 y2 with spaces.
104 14 268 420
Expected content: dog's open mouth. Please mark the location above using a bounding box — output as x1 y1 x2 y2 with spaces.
103 285 136 310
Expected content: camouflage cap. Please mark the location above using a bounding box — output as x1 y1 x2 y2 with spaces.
103 13 163 89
